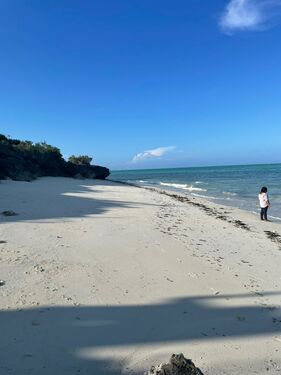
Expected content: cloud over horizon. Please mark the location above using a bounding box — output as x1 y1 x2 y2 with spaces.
220 0 281 33
132 146 176 163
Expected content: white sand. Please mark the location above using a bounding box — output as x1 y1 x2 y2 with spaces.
0 177 281 375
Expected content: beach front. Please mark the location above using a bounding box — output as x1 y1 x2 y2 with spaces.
0 177 281 374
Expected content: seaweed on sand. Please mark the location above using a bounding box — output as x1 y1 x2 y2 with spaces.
264 231 281 249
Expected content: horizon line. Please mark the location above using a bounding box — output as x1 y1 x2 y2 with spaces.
111 161 281 173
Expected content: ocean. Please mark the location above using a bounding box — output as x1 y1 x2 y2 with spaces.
110 164 281 221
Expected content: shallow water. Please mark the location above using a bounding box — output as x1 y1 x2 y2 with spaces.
111 164 281 221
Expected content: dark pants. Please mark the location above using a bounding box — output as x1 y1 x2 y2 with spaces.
261 206 268 221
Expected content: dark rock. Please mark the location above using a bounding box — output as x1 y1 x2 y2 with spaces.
145 354 204 375
66 162 109 180
2 210 18 216
0 280 5 286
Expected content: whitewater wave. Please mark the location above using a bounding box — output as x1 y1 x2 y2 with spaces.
159 182 207 192
223 191 237 196
126 179 152 185
268 215 281 221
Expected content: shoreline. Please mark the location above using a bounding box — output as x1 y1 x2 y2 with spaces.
110 163 281 222
1 177 281 374
109 178 281 235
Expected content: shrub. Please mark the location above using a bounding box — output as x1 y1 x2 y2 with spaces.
0 134 8 142
68 155 93 165
0 134 109 180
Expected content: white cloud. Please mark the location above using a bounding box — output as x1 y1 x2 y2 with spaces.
132 146 176 163
220 0 281 33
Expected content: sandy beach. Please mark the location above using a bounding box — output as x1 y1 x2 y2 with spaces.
1 177 281 375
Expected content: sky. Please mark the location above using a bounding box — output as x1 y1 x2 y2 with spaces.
0 0 281 170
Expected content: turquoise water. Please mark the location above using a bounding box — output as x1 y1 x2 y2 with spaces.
111 164 281 221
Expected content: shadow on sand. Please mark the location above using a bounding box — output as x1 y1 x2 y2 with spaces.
1 292 281 374
0 178 156 223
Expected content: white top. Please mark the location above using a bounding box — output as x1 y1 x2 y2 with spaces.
259 192 269 208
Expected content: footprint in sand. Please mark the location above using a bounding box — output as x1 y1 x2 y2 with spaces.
187 272 199 279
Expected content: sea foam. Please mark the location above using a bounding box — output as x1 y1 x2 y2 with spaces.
223 191 237 196
159 182 207 192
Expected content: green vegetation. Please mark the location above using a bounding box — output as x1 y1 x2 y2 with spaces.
68 155 93 165
0 134 110 181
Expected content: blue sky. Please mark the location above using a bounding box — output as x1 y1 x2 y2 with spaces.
0 0 281 170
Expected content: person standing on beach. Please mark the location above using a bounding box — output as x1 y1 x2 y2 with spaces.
259 187 270 221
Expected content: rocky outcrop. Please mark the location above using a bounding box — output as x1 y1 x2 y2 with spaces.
145 354 204 375
65 162 110 180
0 134 110 181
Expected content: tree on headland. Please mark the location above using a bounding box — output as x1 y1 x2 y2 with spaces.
68 155 93 165
0 134 109 181
0 134 8 142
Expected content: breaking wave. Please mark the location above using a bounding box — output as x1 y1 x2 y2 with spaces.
159 182 207 192
223 191 237 196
